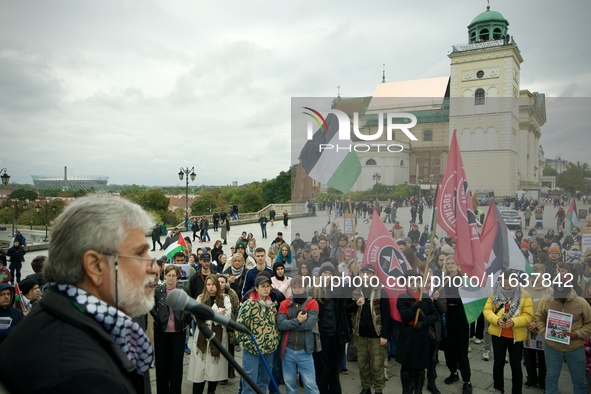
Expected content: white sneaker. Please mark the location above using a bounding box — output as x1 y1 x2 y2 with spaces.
468 346 472 352
474 338 482 344
482 350 490 361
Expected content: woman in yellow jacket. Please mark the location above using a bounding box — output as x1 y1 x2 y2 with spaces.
483 269 534 394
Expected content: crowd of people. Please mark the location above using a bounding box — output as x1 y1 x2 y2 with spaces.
2 194 591 394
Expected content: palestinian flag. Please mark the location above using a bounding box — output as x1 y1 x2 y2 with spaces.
566 199 579 232
162 233 188 259
460 204 533 323
298 110 361 194
13 282 25 312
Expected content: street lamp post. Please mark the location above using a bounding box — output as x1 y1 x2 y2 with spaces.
555 154 561 191
372 172 381 208
36 201 57 242
28 200 33 230
178 167 196 232
4 199 27 238
0 168 9 187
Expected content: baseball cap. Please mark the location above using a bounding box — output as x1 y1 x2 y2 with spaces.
255 275 272 286
200 252 211 260
360 264 376 274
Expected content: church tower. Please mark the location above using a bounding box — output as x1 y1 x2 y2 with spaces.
448 6 524 196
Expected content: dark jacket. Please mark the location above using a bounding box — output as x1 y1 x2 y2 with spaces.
151 225 162 241
0 287 145 393
313 287 352 344
187 268 211 299
151 284 191 332
6 246 26 265
0 283 25 344
396 291 439 369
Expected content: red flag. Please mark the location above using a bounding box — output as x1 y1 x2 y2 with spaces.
363 209 412 322
436 130 485 279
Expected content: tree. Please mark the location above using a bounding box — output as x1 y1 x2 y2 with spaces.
136 189 170 213
120 184 144 196
241 184 264 212
261 168 292 205
191 193 217 216
543 166 557 176
9 189 38 201
558 162 587 193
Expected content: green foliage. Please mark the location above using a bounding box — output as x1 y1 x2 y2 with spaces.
9 189 38 201
120 184 144 196
241 184 264 212
558 162 590 193
191 193 217 215
262 168 291 205
40 188 62 197
134 189 170 212
543 166 557 176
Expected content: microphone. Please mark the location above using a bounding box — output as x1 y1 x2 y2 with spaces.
166 288 251 335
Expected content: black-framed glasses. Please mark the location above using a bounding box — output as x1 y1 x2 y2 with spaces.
102 253 158 269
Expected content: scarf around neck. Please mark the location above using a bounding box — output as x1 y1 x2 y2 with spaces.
55 284 153 374
231 265 244 279
492 281 522 318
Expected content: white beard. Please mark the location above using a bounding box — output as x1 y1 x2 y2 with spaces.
110 267 156 318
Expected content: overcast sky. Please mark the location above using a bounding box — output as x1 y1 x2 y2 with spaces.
1 0 589 187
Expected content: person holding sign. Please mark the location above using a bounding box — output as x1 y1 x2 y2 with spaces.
534 283 591 394
483 269 533 394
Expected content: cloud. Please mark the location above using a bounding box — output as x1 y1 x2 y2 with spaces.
0 0 589 186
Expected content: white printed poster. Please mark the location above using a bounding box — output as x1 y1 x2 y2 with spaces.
545 309 573 345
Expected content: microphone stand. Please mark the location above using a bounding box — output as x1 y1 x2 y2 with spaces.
195 319 264 394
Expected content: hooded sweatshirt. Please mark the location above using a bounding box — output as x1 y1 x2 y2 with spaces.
0 283 25 344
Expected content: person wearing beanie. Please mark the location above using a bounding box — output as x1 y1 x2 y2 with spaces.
319 261 335 276
272 261 292 299
18 278 41 314
0 283 25 345
545 245 563 276
520 241 533 265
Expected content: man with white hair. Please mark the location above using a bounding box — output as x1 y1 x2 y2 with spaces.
0 195 159 393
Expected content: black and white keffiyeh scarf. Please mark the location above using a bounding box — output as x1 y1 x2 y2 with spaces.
56 284 153 374
492 281 522 318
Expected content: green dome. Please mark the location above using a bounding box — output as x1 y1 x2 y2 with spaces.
469 7 508 28
467 6 510 43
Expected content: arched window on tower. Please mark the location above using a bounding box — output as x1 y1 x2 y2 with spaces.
365 159 377 166
479 28 489 42
493 28 502 40
470 31 476 43
475 88 485 105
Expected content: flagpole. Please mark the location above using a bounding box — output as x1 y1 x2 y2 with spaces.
414 185 440 324
414 218 438 324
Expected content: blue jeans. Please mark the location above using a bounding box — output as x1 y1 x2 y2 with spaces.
202 229 210 242
282 347 319 394
544 345 586 394
242 350 273 394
